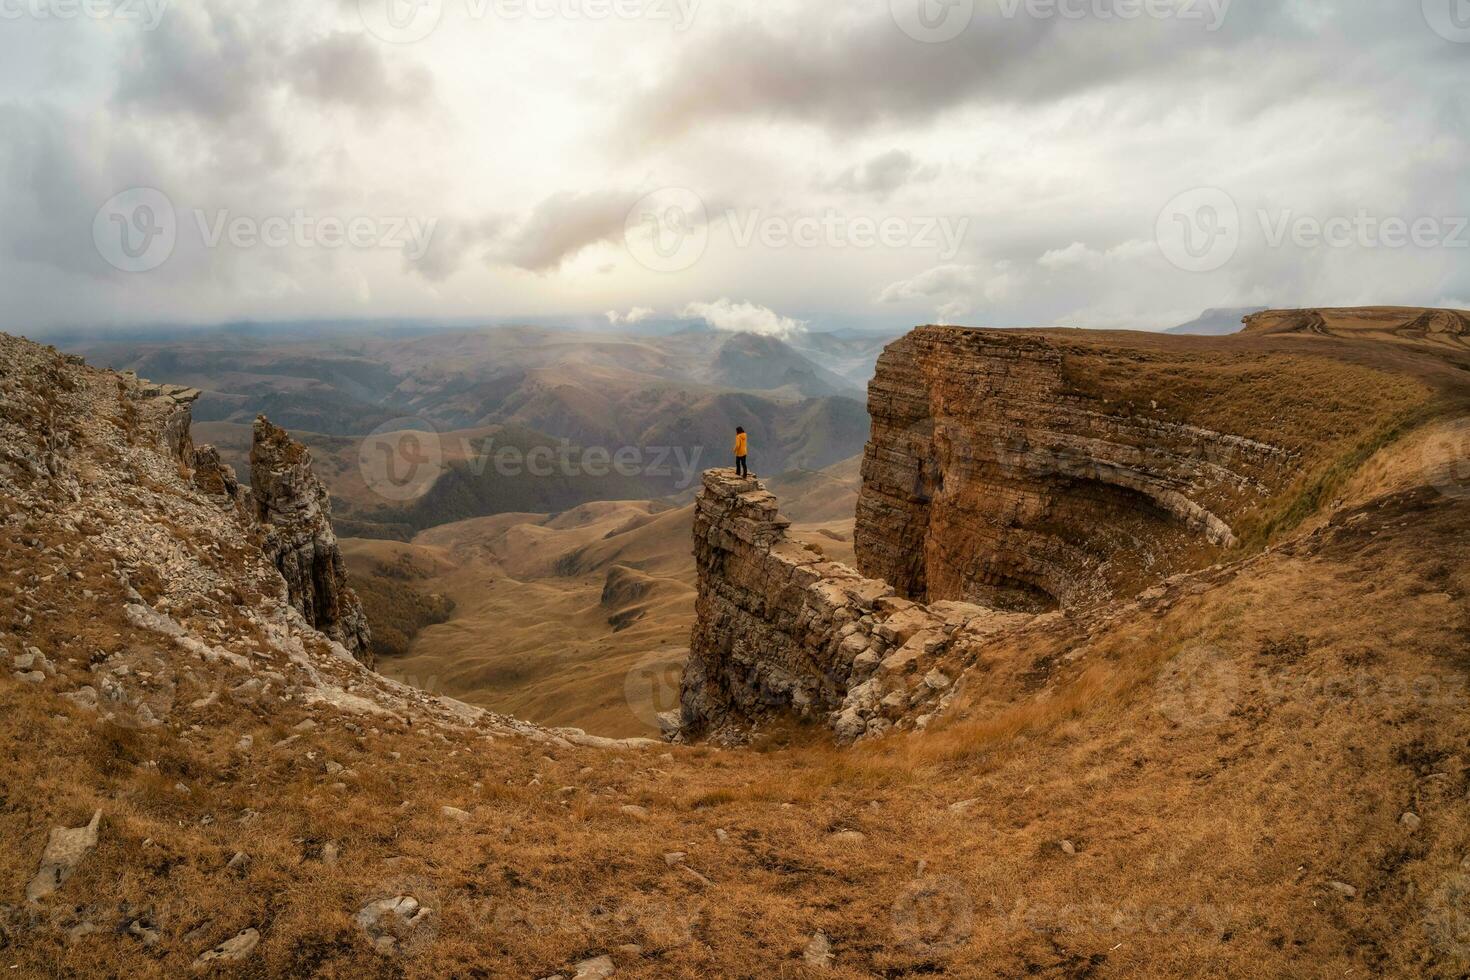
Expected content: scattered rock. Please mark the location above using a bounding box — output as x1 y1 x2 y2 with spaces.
803 931 835 969
1327 880 1357 899
830 831 867 845
663 852 686 866
948 799 980 813
619 804 650 819
355 895 433 954
1059 840 1077 856
192 928 261 968
923 669 951 690
26 809 102 902
1401 811 1422 833
128 920 162 946
66 922 99 943
677 864 712 887
572 954 616 979
62 686 99 711
442 806 471 823
227 851 250 871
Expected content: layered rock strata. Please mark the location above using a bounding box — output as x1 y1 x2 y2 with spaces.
679 471 1028 743
856 328 1294 609
250 416 373 666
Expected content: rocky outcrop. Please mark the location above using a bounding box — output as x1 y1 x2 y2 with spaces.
680 326 1325 741
679 471 1028 743
250 416 373 667
856 328 1295 609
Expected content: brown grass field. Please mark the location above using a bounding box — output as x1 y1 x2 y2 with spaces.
3 316 1470 976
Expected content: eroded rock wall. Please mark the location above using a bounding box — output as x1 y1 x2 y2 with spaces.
250 416 373 667
857 328 1294 609
679 471 1027 743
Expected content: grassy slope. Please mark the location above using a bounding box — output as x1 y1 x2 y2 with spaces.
5 445 1469 977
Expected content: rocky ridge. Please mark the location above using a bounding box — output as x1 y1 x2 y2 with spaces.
679 471 1030 744
0 332 577 741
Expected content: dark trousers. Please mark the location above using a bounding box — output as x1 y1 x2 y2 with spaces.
735 455 748 478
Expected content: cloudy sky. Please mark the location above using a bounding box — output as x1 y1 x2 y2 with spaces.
2 0 1467 335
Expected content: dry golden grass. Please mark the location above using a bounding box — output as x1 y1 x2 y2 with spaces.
13 454 1468 977
7 323 1470 976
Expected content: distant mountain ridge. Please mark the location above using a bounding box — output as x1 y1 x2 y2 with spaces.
1165 306 1270 336
76 324 879 536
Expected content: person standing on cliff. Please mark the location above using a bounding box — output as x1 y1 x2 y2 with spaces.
734 427 750 478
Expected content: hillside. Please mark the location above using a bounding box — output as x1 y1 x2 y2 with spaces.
344 456 864 736
3 311 1470 977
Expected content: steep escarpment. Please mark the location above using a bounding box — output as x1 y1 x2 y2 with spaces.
250 417 373 666
679 471 1029 743
856 328 1306 609
685 315 1447 742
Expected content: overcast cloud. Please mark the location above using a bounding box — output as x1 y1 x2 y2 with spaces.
0 0 1466 334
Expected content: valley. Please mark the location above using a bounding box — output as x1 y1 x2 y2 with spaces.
343 457 862 736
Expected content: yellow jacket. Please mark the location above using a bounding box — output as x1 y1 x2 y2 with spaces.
734 432 748 456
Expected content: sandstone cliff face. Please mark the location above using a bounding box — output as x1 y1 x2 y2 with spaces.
250 416 373 667
856 328 1295 609
680 471 1028 743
